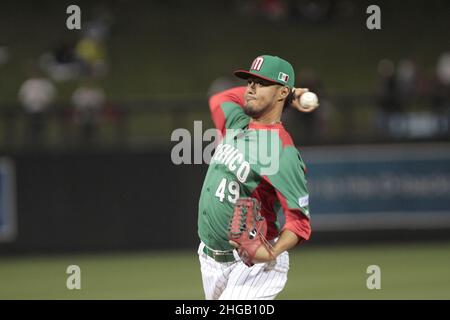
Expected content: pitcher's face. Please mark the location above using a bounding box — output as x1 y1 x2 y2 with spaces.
243 77 282 118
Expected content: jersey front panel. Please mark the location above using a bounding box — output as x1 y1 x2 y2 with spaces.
198 126 276 250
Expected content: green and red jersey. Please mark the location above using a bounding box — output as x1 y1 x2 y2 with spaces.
198 86 311 251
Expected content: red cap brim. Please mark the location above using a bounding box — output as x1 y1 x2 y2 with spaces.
233 70 281 85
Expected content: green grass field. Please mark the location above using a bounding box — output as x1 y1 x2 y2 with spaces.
1 242 449 300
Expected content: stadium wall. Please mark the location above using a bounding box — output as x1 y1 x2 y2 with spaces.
1 143 450 254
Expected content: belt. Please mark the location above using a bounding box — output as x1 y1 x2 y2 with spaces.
202 244 235 263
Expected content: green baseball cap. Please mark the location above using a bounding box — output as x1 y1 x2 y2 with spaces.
234 55 295 88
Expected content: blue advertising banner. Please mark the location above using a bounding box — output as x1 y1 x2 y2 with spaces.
301 143 450 230
0 158 16 242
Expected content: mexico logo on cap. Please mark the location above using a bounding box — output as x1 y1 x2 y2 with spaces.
250 57 264 71
278 72 289 83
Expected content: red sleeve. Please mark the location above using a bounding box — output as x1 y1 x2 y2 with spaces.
275 189 311 243
208 86 246 135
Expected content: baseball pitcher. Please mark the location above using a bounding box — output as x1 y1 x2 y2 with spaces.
197 55 318 300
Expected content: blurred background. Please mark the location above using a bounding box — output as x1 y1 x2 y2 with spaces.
0 0 449 299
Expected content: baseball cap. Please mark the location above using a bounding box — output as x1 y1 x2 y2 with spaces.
234 55 295 88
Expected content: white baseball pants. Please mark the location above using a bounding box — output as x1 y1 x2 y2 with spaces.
197 242 289 300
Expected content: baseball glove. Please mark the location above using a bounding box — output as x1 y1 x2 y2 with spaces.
228 197 274 266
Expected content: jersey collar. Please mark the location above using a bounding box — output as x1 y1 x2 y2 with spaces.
248 121 284 130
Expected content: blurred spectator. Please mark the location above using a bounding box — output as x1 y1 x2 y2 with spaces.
39 42 80 82
18 69 56 145
376 57 448 139
71 81 106 144
431 51 450 113
375 59 401 137
74 6 113 78
75 35 107 78
39 6 113 82
376 61 398 111
436 52 450 86
396 59 418 109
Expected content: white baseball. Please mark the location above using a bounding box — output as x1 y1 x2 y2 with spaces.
300 92 319 108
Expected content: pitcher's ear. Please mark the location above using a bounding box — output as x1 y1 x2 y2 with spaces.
279 86 290 100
